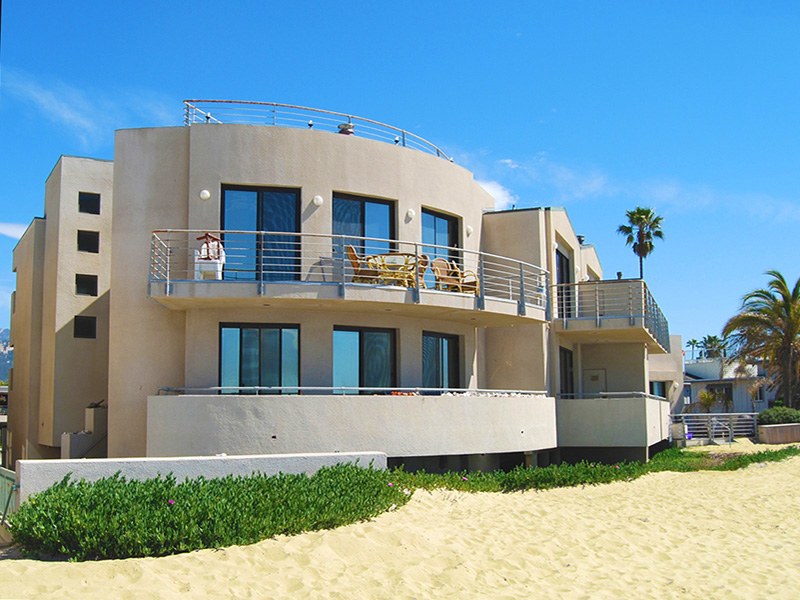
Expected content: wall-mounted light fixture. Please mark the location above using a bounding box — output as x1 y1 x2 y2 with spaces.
466 225 474 237
406 208 416 220
199 189 211 201
312 195 324 207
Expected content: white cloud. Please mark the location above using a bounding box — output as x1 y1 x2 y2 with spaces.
3 69 176 149
0 223 28 240
477 180 518 210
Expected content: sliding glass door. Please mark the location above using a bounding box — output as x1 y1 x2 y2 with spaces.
333 193 394 259
422 332 459 390
222 186 300 281
333 326 396 394
220 324 299 394
422 209 459 288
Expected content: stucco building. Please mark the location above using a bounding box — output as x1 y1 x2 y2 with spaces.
6 101 682 471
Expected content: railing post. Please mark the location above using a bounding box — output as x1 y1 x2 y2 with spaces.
477 254 485 310
339 241 346 299
517 263 526 316
544 272 551 321
165 237 172 296
595 280 600 328
413 243 421 304
402 131 406 147
629 281 635 326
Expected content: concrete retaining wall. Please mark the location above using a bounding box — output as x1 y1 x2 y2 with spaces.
758 424 800 444
16 451 385 502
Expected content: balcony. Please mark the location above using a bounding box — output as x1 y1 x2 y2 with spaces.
553 280 670 353
149 230 549 325
184 100 451 160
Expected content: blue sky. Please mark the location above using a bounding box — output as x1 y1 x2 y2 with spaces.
1 1 799 348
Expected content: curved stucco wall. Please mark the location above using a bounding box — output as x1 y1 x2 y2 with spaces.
109 125 498 457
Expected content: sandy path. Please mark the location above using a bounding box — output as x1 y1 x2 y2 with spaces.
2 456 799 599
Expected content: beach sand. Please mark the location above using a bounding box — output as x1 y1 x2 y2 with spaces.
2 451 799 599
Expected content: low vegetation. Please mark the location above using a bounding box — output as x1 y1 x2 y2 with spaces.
757 406 800 425
10 446 800 560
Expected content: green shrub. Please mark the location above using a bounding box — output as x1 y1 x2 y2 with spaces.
10 463 408 561
757 406 800 425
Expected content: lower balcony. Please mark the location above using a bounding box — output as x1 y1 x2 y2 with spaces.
146 387 557 459
556 393 671 462
149 230 549 325
553 280 670 353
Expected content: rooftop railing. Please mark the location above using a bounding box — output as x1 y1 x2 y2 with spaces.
183 100 452 160
554 280 670 352
150 230 549 315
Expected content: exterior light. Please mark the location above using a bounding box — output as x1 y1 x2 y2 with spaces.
466 225 474 237
308 120 314 128
199 189 211 201
312 195 324 207
406 209 416 220
394 136 400 145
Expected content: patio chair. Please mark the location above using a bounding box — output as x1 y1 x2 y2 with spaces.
346 245 382 284
430 258 480 295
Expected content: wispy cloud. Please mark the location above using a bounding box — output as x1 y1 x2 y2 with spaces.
477 180 518 210
0 223 28 240
497 153 614 202
2 68 177 149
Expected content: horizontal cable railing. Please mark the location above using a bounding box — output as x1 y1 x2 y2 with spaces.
671 413 758 439
150 230 549 314
553 280 671 351
157 386 549 396
183 100 451 160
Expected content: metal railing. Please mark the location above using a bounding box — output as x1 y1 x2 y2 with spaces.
671 413 758 440
150 230 549 315
553 280 670 351
0 466 17 525
558 392 668 401
183 100 452 160
158 386 548 396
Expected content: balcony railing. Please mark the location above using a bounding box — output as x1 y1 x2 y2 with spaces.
553 280 670 351
150 230 549 315
183 100 451 160
157 386 548 396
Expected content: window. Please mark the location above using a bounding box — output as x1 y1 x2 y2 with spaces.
221 186 300 281
333 327 395 393
422 209 459 287
707 383 733 406
559 347 574 396
74 316 97 339
422 332 459 390
333 193 395 257
556 249 573 318
75 274 98 296
219 324 299 394
78 192 101 214
77 230 100 253
649 381 667 398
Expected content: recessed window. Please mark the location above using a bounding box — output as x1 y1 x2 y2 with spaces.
333 193 395 257
422 332 460 390
75 274 98 296
219 324 299 394
333 326 396 394
78 192 101 215
74 316 97 339
77 230 100 253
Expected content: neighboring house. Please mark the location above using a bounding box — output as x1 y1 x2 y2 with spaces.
6 101 682 471
0 329 12 382
682 358 772 414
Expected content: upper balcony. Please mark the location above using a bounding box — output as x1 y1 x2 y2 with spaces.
184 100 451 160
552 280 670 353
149 230 549 325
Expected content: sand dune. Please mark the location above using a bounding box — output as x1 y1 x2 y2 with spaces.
2 455 799 599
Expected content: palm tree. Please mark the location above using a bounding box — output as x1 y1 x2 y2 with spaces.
699 335 726 359
723 270 800 409
617 207 664 279
686 338 699 360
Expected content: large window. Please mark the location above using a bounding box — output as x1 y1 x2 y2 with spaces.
333 193 394 257
422 332 459 390
559 347 574 396
333 327 395 393
649 381 667 398
221 186 300 281
422 209 459 287
219 324 299 394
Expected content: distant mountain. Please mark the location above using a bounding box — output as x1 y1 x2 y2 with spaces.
0 329 12 382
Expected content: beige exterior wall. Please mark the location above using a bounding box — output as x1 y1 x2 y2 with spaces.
648 334 684 411
581 343 648 393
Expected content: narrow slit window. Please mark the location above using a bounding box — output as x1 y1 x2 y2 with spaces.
74 316 97 339
78 192 101 214
75 274 98 296
77 230 100 253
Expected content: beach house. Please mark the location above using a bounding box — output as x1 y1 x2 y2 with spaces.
6 101 682 472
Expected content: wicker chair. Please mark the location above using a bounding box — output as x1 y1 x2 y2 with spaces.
430 257 480 295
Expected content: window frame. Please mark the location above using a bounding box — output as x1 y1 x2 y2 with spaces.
218 322 301 395
332 192 397 252
78 192 101 215
77 230 100 253
74 315 97 339
333 325 397 394
75 274 99 297
422 331 460 391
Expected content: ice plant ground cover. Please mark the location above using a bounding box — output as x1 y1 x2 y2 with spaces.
9 446 800 560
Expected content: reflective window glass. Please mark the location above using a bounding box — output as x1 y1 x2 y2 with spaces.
219 324 299 394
